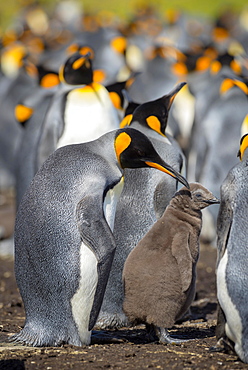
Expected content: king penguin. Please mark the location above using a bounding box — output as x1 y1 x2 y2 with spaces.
97 82 187 329
215 133 248 363
36 51 119 168
123 183 219 344
11 127 189 347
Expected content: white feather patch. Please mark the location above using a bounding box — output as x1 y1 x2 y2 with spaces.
57 86 119 148
71 242 98 345
103 177 124 231
217 249 244 359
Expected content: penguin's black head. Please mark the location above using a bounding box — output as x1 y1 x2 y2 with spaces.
237 133 248 160
119 82 186 136
59 52 93 85
114 128 189 188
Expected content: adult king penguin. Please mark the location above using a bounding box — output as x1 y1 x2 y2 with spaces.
215 133 248 363
11 127 189 347
37 51 119 168
97 82 187 329
123 183 219 344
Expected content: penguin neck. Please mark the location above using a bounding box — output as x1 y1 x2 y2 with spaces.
169 197 202 227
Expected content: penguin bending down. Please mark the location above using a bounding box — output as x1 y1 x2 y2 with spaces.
97 82 187 329
11 128 189 347
215 133 248 363
122 183 219 344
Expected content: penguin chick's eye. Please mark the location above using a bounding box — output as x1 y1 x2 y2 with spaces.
195 193 202 199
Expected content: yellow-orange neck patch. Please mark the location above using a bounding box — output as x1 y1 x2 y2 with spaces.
220 78 248 95
109 91 121 110
15 104 34 123
146 115 164 136
210 60 222 75
93 69 106 83
115 132 131 162
120 114 133 128
172 62 188 76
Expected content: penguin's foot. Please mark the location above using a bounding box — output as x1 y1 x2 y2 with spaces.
95 312 130 329
155 326 194 345
209 337 235 354
10 325 83 347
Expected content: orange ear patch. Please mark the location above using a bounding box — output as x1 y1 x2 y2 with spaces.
40 73 60 88
115 132 131 161
109 91 121 109
15 104 34 123
111 36 127 54
146 116 164 136
120 114 133 128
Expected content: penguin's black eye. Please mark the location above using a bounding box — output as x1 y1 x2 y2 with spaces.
195 193 202 198
135 148 145 157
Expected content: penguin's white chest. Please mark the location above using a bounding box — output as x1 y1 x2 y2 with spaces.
70 177 124 344
57 84 119 148
217 249 243 357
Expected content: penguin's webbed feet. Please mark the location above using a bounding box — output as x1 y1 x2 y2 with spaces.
209 337 235 354
95 312 130 330
147 325 195 345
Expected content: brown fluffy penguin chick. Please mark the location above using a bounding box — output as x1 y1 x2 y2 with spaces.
122 182 219 344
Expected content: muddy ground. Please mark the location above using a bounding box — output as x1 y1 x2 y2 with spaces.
0 189 247 369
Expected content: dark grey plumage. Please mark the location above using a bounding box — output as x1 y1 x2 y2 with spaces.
216 135 248 363
11 127 188 347
123 182 219 343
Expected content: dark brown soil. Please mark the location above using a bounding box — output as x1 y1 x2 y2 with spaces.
0 190 247 369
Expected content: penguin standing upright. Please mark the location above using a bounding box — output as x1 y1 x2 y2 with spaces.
215 133 248 363
123 183 219 344
11 127 189 347
37 52 119 168
97 82 187 329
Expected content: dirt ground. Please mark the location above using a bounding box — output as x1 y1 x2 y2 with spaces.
0 189 247 369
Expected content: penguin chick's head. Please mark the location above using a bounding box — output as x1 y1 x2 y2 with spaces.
237 133 248 160
124 82 186 136
114 128 189 189
174 182 220 211
59 52 93 85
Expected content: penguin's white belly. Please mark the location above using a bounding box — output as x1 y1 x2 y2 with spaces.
217 250 243 358
57 85 119 148
71 243 98 345
71 177 124 344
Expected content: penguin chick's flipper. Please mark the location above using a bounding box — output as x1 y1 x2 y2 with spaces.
76 195 117 331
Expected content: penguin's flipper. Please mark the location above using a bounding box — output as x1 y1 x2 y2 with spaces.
216 182 233 266
171 231 193 292
76 196 117 331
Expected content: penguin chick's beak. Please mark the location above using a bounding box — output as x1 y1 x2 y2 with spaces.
203 197 220 205
145 160 189 189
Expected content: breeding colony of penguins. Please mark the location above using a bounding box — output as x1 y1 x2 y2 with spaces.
1 0 248 364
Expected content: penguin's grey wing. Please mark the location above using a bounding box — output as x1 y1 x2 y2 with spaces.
36 90 67 167
76 195 116 331
171 230 193 292
216 177 234 266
